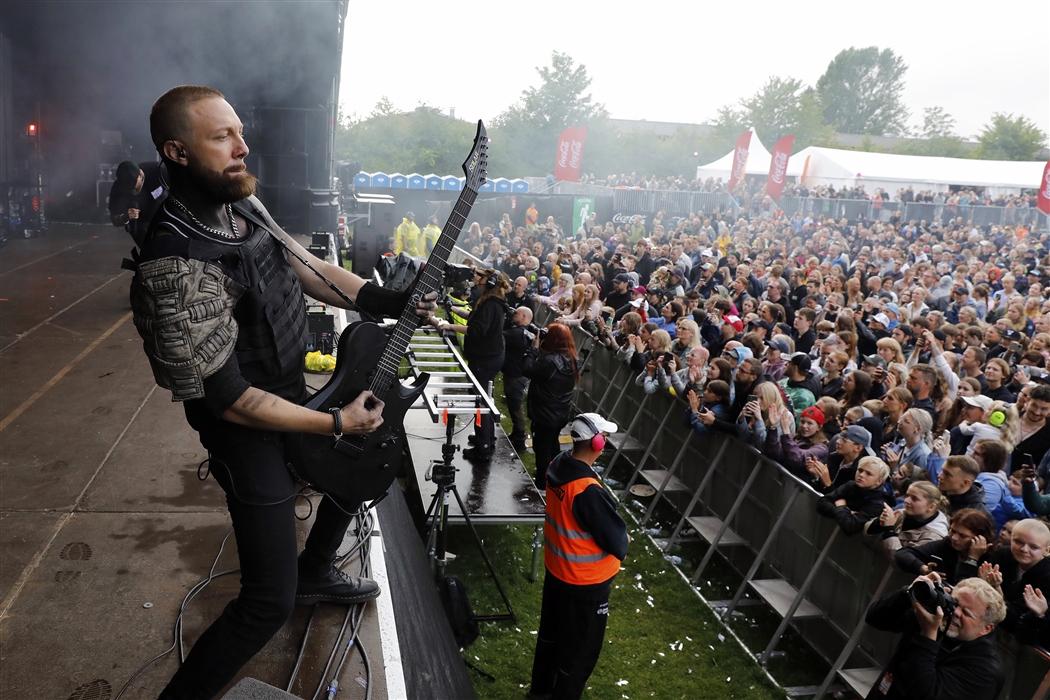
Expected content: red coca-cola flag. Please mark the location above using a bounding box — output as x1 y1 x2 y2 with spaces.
766 135 794 200
554 126 588 183
1038 160 1050 215
727 130 753 193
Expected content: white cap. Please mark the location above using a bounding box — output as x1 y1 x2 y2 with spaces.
701 249 714 258
571 413 618 440
872 313 891 327
961 395 992 411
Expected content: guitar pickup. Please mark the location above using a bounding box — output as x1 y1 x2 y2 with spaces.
334 437 363 457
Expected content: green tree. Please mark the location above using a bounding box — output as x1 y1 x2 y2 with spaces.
974 113 1048 161
490 52 608 176
737 78 832 147
892 106 969 158
816 47 909 136
335 101 476 174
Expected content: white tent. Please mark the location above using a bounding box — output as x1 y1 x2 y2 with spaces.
789 146 1044 197
695 130 805 182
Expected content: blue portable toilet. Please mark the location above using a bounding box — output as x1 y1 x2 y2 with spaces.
408 173 425 189
442 175 461 191
479 178 495 192
425 174 442 189
493 178 511 192
511 179 529 193
353 172 372 187
372 172 390 188
390 173 408 188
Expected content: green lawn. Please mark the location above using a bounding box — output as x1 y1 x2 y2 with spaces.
441 375 788 700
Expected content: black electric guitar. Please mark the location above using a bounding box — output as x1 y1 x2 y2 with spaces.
284 120 488 505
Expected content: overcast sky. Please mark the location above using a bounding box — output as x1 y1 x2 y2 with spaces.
338 0 1049 147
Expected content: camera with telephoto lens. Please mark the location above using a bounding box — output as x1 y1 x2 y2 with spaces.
523 323 546 343
909 578 958 618
443 263 475 288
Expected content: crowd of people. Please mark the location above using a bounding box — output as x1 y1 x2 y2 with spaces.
442 197 1050 697
576 171 1041 211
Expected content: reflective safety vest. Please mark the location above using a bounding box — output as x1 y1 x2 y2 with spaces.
544 477 621 585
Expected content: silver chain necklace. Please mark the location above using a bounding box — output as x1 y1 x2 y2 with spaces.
168 196 240 239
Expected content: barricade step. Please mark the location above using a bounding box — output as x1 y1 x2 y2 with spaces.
748 579 823 619
837 668 881 697
606 432 645 451
639 469 690 492
686 516 746 546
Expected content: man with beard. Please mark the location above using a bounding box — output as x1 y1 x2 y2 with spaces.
862 575 1005 700
130 86 436 699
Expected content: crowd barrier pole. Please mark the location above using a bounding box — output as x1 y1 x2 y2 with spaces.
593 360 624 414
690 455 765 582
722 488 802 619
570 336 596 414
665 440 729 550
605 393 654 475
813 567 894 700
759 528 841 665
641 430 696 525
622 401 678 492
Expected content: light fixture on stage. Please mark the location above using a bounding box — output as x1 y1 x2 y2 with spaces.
26 123 37 137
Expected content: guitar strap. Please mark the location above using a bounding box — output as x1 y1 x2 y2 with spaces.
233 200 382 324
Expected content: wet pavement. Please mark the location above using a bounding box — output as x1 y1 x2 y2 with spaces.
0 226 387 700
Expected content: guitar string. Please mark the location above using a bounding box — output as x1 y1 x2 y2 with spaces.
366 187 479 400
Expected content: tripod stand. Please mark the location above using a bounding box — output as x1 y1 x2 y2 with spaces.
424 414 517 623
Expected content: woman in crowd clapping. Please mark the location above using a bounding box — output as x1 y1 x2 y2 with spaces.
765 405 830 477
670 345 709 397
736 382 786 449
685 380 730 437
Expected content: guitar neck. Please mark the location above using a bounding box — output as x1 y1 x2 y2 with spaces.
370 187 479 395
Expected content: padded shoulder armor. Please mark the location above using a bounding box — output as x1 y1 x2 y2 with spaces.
131 256 247 401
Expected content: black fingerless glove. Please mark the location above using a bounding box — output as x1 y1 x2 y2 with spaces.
356 282 408 318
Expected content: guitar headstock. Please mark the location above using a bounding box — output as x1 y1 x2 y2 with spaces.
460 120 488 193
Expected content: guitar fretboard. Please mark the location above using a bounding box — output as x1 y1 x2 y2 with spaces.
368 187 479 400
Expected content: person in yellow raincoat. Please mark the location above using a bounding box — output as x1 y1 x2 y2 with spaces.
422 216 441 255
394 211 422 257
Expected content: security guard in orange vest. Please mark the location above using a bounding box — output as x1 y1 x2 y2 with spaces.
529 413 629 700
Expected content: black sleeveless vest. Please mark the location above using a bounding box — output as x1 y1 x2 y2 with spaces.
143 200 307 400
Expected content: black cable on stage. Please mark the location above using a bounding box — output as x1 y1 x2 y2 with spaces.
112 530 238 700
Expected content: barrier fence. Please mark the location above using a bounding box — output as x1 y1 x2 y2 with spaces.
547 309 1050 699
551 181 1048 230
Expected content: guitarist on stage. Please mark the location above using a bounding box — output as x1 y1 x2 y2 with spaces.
129 85 436 700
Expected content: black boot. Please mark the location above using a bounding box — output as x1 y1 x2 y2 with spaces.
462 445 493 462
296 555 381 606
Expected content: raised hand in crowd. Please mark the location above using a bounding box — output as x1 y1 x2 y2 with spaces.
878 502 897 527
1023 584 1048 617
806 456 831 488
687 389 701 414
978 561 1003 593
646 359 658 377
932 435 951 458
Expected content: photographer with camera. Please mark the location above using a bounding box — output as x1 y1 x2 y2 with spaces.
863 573 1005 699
502 306 534 453
435 269 509 462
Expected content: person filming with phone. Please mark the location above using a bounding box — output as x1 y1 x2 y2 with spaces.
863 572 1006 699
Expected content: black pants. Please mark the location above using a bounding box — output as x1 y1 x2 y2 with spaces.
530 574 610 700
503 375 528 440
467 353 504 453
158 423 354 700
532 422 563 489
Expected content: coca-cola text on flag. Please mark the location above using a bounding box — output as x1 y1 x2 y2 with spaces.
1038 161 1050 216
767 135 795 200
727 130 753 193
554 126 588 183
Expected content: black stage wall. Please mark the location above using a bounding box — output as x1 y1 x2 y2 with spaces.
0 0 346 227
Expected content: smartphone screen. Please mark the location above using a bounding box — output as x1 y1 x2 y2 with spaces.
747 394 758 404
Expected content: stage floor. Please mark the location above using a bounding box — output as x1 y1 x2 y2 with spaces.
0 226 400 699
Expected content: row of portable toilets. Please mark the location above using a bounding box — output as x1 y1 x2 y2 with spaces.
352 172 530 193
